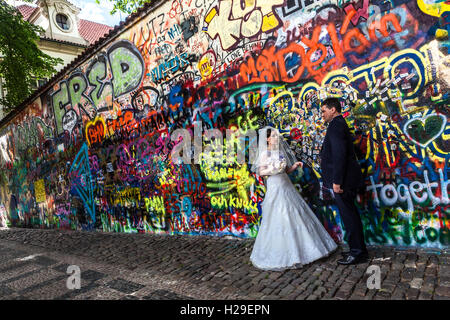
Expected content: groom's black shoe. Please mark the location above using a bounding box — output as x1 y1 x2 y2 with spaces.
337 254 368 265
342 251 369 259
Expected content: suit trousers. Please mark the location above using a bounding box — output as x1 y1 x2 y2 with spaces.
334 189 368 257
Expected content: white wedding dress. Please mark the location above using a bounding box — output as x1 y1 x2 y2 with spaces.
250 151 338 271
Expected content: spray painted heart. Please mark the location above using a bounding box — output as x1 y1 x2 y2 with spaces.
403 114 446 148
85 117 106 146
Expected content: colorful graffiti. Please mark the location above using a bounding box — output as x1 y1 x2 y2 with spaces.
0 0 448 248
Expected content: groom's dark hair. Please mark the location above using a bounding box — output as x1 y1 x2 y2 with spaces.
322 97 342 113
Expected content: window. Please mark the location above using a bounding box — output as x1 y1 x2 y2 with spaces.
38 78 48 88
29 77 49 92
0 78 6 100
56 13 70 30
30 77 39 92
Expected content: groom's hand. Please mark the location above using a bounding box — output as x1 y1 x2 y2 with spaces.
333 183 343 193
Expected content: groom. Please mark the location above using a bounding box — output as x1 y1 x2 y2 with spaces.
320 97 368 265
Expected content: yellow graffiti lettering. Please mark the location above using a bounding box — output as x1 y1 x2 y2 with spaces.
210 194 258 213
144 196 165 215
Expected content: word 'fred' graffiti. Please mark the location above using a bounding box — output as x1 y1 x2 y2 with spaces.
51 40 144 136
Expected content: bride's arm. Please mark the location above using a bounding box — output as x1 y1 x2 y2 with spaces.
257 152 271 176
258 165 272 176
286 161 303 174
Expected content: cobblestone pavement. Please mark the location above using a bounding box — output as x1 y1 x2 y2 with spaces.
0 228 449 300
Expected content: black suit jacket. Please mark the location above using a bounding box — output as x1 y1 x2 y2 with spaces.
320 115 364 190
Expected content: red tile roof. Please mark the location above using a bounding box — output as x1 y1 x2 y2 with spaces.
78 19 113 45
16 4 113 45
17 4 39 21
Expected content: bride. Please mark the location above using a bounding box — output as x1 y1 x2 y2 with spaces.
250 127 338 271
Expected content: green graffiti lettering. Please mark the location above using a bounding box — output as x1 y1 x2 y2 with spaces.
439 228 450 245
413 227 427 244
107 40 144 98
425 227 438 242
52 81 70 136
87 55 113 110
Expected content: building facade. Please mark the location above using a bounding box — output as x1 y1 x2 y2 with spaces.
0 0 112 118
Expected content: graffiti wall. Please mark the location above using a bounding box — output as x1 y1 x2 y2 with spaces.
0 0 449 248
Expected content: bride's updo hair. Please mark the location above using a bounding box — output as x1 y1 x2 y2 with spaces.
266 128 273 140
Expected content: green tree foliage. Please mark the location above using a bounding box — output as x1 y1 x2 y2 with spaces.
0 0 63 112
97 0 150 15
